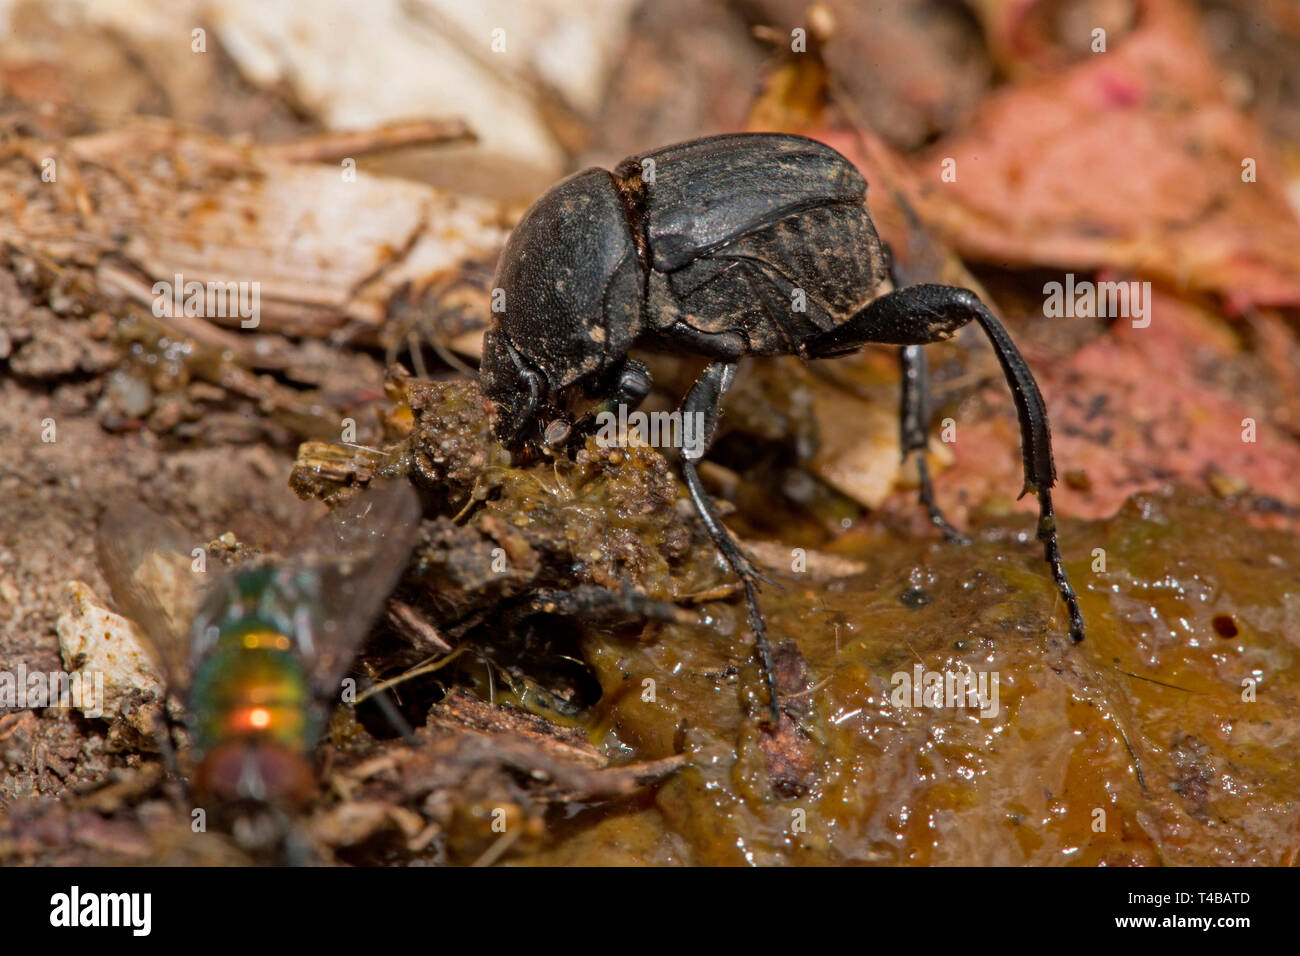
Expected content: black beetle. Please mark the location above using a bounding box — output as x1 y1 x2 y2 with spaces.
480 132 1083 724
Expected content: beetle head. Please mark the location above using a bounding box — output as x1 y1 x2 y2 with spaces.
481 326 568 450
481 168 646 453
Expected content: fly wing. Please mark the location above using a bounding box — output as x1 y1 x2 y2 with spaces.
284 480 423 699
96 502 212 691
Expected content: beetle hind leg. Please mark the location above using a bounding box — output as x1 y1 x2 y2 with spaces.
805 284 1085 643
680 360 782 725
900 345 971 545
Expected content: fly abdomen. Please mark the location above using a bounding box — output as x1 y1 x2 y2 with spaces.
187 623 319 808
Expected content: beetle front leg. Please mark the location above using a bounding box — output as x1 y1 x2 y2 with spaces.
804 284 1085 643
900 345 970 545
566 359 654 444
680 360 781 726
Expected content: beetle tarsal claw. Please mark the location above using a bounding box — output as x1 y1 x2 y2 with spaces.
733 553 780 591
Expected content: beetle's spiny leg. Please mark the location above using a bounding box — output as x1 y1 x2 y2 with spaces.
913 454 971 545
680 360 781 724
900 345 970 545
742 576 781 727
663 359 774 587
961 300 1056 497
681 456 777 588
1036 486 1086 642
958 292 1085 641
806 285 1083 641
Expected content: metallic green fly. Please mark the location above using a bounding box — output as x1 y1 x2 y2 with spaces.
97 481 422 848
